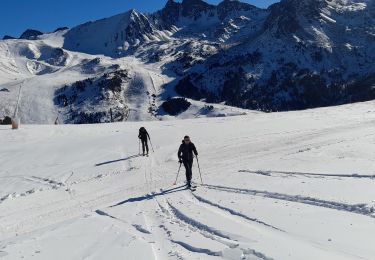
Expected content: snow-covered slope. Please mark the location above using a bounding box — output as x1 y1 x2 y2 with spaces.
0 35 126 124
1 101 375 259
0 27 247 124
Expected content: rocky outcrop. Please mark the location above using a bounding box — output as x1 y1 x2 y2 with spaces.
20 29 43 40
2 35 16 40
54 70 131 124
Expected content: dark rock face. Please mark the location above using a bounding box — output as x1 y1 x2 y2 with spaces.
2 35 16 40
0 88 10 92
156 0 261 26
264 1 300 36
54 70 131 124
125 11 155 46
158 0 182 26
181 0 215 18
153 0 216 30
43 48 69 66
161 97 191 115
264 0 324 36
20 29 43 40
53 27 69 33
217 0 256 20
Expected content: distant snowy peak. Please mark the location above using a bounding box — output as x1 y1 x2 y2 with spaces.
217 0 260 20
61 0 267 56
20 29 44 40
264 0 323 36
151 0 268 43
158 0 264 25
2 35 16 40
181 0 215 16
155 0 216 27
53 27 69 33
63 10 171 56
264 0 374 37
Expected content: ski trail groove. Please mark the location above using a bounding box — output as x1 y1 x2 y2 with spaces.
203 184 375 218
155 198 239 249
239 170 375 179
169 194 276 260
166 201 232 240
191 193 283 231
170 240 222 257
141 155 177 260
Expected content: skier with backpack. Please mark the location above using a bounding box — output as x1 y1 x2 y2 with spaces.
138 127 151 156
178 135 198 189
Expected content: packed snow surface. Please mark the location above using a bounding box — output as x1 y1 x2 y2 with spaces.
1 101 375 259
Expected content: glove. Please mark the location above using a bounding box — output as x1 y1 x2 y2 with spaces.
178 159 183 163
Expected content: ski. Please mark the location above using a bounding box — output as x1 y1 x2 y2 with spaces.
188 184 197 191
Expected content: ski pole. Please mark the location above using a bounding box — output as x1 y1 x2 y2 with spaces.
138 139 141 155
174 162 182 185
195 156 203 185
149 137 155 153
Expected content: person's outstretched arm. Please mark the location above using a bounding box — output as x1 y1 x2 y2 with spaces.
192 144 198 156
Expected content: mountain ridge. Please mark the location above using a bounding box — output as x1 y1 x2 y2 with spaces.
1 0 375 123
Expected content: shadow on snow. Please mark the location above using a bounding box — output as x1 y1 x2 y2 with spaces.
95 154 140 167
110 185 187 207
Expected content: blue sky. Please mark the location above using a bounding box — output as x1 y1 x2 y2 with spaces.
0 0 279 39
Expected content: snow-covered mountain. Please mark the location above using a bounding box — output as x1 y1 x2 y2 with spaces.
173 0 375 111
1 0 374 123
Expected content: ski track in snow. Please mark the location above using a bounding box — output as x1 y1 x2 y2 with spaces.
155 198 240 254
190 193 283 231
148 183 274 260
239 170 375 179
203 184 375 218
165 200 233 241
158 198 273 260
170 240 222 257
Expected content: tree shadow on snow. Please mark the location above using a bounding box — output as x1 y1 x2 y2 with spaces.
110 185 187 207
95 154 140 167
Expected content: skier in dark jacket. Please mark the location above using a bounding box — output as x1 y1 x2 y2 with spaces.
178 135 198 188
138 127 150 156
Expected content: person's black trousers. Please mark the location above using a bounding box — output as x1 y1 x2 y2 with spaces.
141 139 149 154
183 160 193 185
